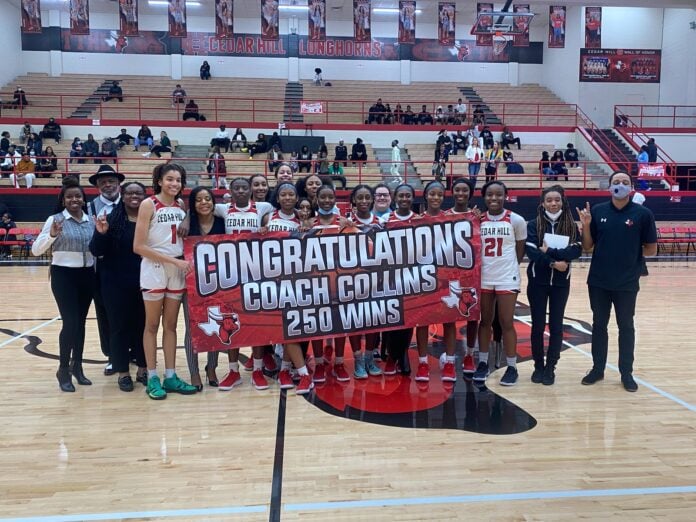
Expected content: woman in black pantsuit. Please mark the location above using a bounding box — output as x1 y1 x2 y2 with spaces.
90 181 148 392
32 178 96 392
525 185 582 385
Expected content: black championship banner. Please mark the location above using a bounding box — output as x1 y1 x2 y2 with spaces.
580 49 661 83
169 0 187 38
21 0 42 34
512 4 530 47
476 3 494 47
398 1 416 45
215 0 234 38
548 6 566 49
354 0 371 42
261 0 279 40
119 0 138 37
309 0 326 42
438 2 455 46
585 6 601 48
69 0 89 35
185 215 481 351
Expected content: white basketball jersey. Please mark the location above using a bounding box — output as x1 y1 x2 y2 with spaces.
479 210 527 285
266 210 301 232
216 201 273 234
147 196 185 257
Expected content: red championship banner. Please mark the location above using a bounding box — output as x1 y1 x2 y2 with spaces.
119 0 138 37
69 0 89 35
169 0 187 38
579 49 661 83
548 6 566 49
354 0 371 42
309 0 326 42
585 6 601 48
215 0 234 38
21 0 42 34
438 2 455 46
512 4 530 47
476 3 494 47
398 1 416 44
261 0 279 40
184 215 481 351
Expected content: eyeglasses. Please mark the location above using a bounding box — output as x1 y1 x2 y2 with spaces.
375 193 390 198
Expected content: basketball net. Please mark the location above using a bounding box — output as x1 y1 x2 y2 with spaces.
492 32 509 56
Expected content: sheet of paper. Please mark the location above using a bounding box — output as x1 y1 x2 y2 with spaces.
544 233 570 249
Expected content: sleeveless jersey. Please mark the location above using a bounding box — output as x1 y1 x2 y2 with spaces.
266 210 301 232
418 210 445 223
147 196 185 257
215 201 273 234
385 211 416 225
351 213 381 226
311 213 342 231
479 209 527 285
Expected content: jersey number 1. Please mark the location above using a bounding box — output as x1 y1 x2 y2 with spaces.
483 237 503 257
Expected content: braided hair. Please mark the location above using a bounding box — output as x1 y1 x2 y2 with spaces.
535 184 578 245
109 181 146 240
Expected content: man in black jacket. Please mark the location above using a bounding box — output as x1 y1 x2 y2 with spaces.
334 139 348 166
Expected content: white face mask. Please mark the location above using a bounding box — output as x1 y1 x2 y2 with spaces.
545 209 563 220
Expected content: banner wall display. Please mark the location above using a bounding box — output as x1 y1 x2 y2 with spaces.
309 0 327 42
548 6 566 49
476 3 494 47
398 0 416 44
215 0 234 38
69 0 90 35
354 0 372 42
185 215 481 351
579 48 661 83
585 6 602 49
261 0 279 40
21 0 42 34
168 0 187 37
512 4 530 48
119 0 139 37
437 2 456 46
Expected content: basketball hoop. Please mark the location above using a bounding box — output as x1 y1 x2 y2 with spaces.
492 32 509 56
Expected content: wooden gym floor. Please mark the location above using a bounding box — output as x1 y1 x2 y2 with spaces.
0 263 695 521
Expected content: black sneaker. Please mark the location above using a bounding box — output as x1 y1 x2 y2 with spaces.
118 375 134 392
542 365 556 386
621 374 638 392
531 368 544 384
500 366 519 386
581 369 604 385
472 362 489 382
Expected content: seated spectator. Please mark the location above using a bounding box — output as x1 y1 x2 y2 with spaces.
19 122 32 143
418 105 433 125
480 126 494 149
540 151 554 179
147 131 172 158
70 137 85 164
83 134 100 161
41 118 61 143
1 145 21 174
434 106 446 125
210 124 230 152
403 105 415 125
230 128 247 152
383 104 394 124
455 98 467 123
472 105 485 126
350 137 368 164
434 142 450 164
267 144 284 171
11 151 36 188
466 124 480 141
248 133 267 158
315 147 330 175
367 99 387 124
0 212 16 258
451 130 467 155
328 161 344 176
500 126 521 150
334 139 348 166
200 60 211 80
268 132 283 151
548 150 569 181
171 84 187 106
99 138 118 164
445 104 459 125
288 151 299 172
313 67 323 86
207 146 228 189
134 125 154 151
12 87 28 108
503 151 524 174
0 131 11 154
393 104 404 125
564 143 579 168
182 99 203 121
297 145 312 173
26 133 42 156
37 145 58 176
102 81 123 102
436 129 452 154
114 128 134 149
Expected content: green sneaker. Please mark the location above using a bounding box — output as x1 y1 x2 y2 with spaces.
162 374 198 395
147 376 167 400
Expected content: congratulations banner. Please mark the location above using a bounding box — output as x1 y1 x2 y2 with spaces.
261 0 279 40
398 1 416 44
438 2 456 46
309 0 326 42
512 4 530 47
354 0 371 42
548 6 566 49
585 6 601 48
215 0 234 38
69 0 89 35
579 49 661 83
119 0 138 37
21 0 42 34
185 216 481 351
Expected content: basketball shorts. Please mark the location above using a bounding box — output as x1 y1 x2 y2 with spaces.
141 258 186 301
481 282 520 295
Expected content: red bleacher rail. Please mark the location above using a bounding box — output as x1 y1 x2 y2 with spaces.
614 105 696 131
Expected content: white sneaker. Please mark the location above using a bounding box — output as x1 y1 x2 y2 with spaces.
142 152 151 158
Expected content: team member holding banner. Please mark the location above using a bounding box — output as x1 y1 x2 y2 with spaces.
472 181 527 386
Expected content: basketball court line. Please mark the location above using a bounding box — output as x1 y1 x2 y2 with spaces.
269 389 288 522
0 316 60 349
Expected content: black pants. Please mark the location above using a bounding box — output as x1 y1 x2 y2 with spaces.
93 267 111 360
527 283 570 369
383 328 413 374
588 285 638 376
210 138 230 151
502 137 521 150
50 266 95 368
103 280 146 373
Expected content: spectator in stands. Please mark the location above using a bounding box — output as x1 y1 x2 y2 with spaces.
418 105 433 125
403 105 415 125
267 144 284 171
99 138 118 164
646 138 658 163
451 129 467 155
38 145 58 176
472 105 485 126
19 122 32 144
393 104 404 125
501 127 521 150
564 143 579 168
298 145 312 173
41 118 62 143
480 126 494 149
102 81 123 103
0 212 16 258
455 98 467 123
465 137 484 183
12 151 36 188
551 150 569 181
231 128 247 152
268 132 283 151
540 151 554 179
334 139 348 166
12 87 28 108
467 124 480 141
484 141 504 183
434 106 446 125
445 104 458 125
207 146 228 189
83 134 100 162
147 131 172 158
615 114 628 127
200 61 211 80
248 133 268 159
70 137 85 164
328 161 344 177
316 148 330 176
383 103 394 124
367 99 387 124
350 137 368 165
27 133 42 156
390 140 401 181
210 125 230 152
182 99 201 121
171 84 187 106
134 125 154 151
503 151 524 174
1 131 11 153
636 145 649 169
436 129 452 154
1 145 21 175
114 128 134 149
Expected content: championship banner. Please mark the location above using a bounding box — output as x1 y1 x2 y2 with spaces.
438 2 455 46
548 6 566 49
300 101 324 114
184 216 481 351
309 0 326 42
261 0 279 40
638 164 665 178
119 0 138 37
585 6 601 48
21 0 42 34
398 1 416 44
512 4 530 47
69 0 89 35
476 3 494 47
354 0 371 42
215 0 234 38
169 0 187 37
579 49 661 83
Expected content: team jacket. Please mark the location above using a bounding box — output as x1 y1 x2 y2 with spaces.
525 216 582 288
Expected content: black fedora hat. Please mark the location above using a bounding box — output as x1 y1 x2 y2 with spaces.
89 164 125 186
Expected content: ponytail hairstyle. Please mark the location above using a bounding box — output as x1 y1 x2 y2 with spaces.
536 184 577 245
152 162 186 196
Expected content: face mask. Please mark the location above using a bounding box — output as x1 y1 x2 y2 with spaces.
610 183 631 199
545 209 563 220
317 206 336 216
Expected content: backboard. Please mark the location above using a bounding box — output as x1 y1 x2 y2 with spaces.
470 10 535 36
